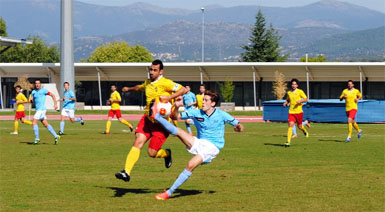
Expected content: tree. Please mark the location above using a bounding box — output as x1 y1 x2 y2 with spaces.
241 9 287 62
300 54 327 62
0 17 7 36
87 42 153 62
217 77 235 102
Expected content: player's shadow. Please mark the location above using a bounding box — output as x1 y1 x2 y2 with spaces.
171 189 215 199
264 143 288 147
19 142 47 145
105 187 153 197
318 139 344 142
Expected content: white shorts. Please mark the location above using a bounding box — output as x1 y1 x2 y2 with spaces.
61 108 75 118
33 110 47 120
187 137 220 164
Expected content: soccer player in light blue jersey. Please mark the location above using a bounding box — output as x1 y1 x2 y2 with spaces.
182 85 197 135
154 90 244 200
30 79 60 145
57 82 84 135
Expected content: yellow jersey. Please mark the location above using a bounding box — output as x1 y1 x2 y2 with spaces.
340 88 361 111
138 76 182 116
196 93 204 109
16 93 28 112
110 91 121 110
287 89 307 114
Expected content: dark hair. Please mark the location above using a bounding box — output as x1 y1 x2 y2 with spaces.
204 90 220 106
15 85 21 89
110 84 116 87
200 84 205 87
290 78 299 85
347 80 354 84
64 82 69 85
152 59 163 70
34 79 41 83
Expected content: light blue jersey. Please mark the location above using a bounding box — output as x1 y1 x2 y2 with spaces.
181 109 240 150
183 92 196 111
31 88 49 111
63 89 76 110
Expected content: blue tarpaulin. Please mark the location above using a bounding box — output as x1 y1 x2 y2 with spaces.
263 99 385 123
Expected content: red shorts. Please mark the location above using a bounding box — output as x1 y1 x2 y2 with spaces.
15 111 26 119
346 109 357 119
288 113 303 124
108 110 122 118
135 114 169 151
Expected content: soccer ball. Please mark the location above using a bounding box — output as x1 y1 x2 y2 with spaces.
155 100 172 118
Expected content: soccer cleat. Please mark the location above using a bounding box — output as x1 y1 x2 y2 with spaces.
58 131 64 135
33 139 40 145
115 170 130 182
304 131 309 138
128 123 134 132
102 131 110 134
284 142 291 147
155 190 170 200
358 130 362 139
345 137 351 142
165 148 172 168
80 117 84 125
10 132 18 135
54 135 61 145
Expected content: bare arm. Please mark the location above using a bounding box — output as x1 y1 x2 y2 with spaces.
122 85 142 92
48 92 58 110
171 96 184 120
159 86 187 102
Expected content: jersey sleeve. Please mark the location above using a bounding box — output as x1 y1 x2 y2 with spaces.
43 88 49 95
137 81 147 91
180 110 197 120
221 110 240 127
21 94 27 102
339 90 346 99
356 90 362 98
116 92 121 100
164 79 182 92
300 89 307 99
192 93 196 102
70 90 76 98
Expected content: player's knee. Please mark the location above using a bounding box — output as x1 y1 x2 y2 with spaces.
147 149 157 158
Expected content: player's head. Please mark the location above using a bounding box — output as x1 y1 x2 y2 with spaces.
290 78 299 90
347 80 354 89
203 90 219 112
185 85 191 92
15 85 21 93
110 84 116 92
199 84 206 94
34 79 41 89
63 82 70 91
149 59 164 81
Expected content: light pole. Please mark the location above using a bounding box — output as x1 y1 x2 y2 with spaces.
201 7 205 63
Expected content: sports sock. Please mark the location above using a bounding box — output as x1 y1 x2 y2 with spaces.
106 121 111 133
302 121 307 127
185 123 192 133
292 125 297 135
121 119 132 128
75 117 82 122
60 121 65 133
124 146 141 175
353 122 360 132
287 127 293 143
14 121 19 132
47 125 58 138
167 169 192 196
33 125 39 140
154 113 178 135
155 149 170 158
300 125 308 134
24 120 32 125
348 123 353 137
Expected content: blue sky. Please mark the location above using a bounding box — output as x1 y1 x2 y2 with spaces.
77 0 385 13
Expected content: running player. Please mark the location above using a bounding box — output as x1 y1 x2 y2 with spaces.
10 86 32 134
57 82 84 135
182 85 196 135
283 78 309 147
153 90 244 200
30 79 60 145
115 59 186 182
195 84 205 109
339 80 362 142
103 84 134 134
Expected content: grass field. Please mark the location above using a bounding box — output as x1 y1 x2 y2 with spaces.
0 120 384 211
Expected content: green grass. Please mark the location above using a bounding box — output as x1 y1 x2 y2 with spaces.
0 121 384 211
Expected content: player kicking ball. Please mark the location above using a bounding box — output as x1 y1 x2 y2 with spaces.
153 90 244 200
30 79 60 145
10 86 32 134
57 82 84 135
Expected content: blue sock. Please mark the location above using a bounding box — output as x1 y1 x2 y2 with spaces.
47 125 58 138
167 169 192 196
60 121 65 133
302 121 307 127
75 118 81 122
154 113 178 135
185 123 192 133
292 125 297 135
33 125 39 140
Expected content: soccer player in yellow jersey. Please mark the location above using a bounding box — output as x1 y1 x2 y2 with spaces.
10 86 32 134
283 79 309 147
115 59 186 182
195 84 205 109
340 80 362 142
103 84 134 134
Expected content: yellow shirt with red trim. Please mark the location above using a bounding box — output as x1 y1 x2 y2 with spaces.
196 93 204 109
110 91 121 110
16 93 28 112
138 76 182 116
287 89 307 114
340 88 361 111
